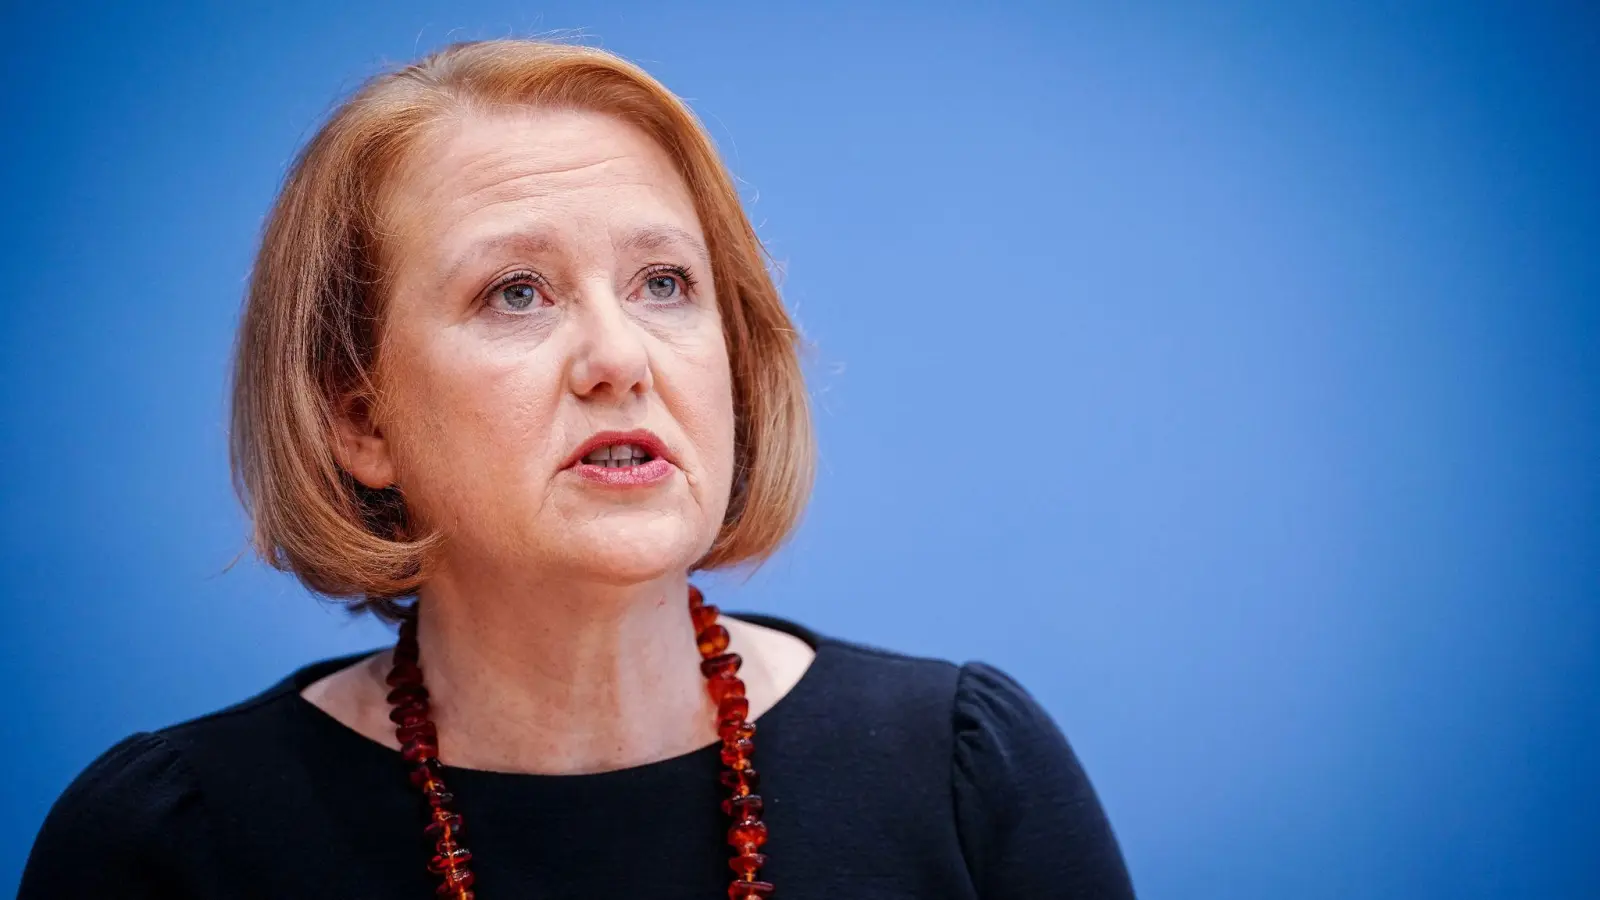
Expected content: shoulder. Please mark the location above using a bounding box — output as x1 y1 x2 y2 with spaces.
730 617 962 786
784 620 1090 759
19 731 206 896
948 661 1138 898
789 621 1137 898
146 648 378 765
801 623 1090 747
951 660 1076 777
811 629 1084 774
33 731 198 827
19 656 358 898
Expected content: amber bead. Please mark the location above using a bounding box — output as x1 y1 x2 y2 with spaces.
392 713 429 733
720 767 760 794
717 695 750 723
409 763 442 788
729 794 764 817
423 785 455 806
692 602 720 633
701 652 742 679
718 718 756 744
721 737 756 768
390 702 430 726
429 846 473 873
721 792 768 817
397 720 438 744
707 673 746 703
386 683 430 705
425 811 463 838
688 583 705 608
728 881 776 900
728 853 767 877
403 738 440 764
386 660 422 687
697 624 731 657
393 713 429 733
438 868 476 889
728 819 769 852
393 635 419 663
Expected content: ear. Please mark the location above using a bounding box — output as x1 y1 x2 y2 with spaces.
331 390 398 490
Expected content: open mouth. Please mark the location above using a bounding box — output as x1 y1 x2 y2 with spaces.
564 430 674 486
580 443 658 468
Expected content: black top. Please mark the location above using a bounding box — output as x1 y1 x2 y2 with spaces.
19 614 1135 899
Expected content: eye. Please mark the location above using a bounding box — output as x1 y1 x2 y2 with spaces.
485 272 547 313
639 265 696 304
646 274 680 301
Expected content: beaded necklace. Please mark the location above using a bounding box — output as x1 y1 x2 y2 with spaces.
384 584 773 899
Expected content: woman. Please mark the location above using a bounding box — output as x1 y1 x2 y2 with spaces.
20 39 1134 899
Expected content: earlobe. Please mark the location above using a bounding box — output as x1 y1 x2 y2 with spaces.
331 393 398 490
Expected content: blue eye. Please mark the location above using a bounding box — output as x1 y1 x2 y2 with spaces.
500 283 537 309
488 276 542 312
645 274 680 301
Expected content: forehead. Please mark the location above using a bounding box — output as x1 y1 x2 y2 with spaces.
383 106 706 267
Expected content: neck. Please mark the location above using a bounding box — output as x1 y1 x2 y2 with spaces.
409 562 719 775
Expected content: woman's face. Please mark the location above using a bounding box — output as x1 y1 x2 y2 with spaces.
343 106 735 585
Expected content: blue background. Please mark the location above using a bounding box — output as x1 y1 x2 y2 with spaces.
3 2 1596 896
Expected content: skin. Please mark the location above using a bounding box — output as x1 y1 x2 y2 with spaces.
302 106 814 775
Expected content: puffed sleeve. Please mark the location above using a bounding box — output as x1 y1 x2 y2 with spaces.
18 732 220 899
952 662 1137 899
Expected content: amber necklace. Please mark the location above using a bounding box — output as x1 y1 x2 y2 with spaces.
384 584 773 899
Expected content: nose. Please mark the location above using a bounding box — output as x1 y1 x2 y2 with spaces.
566 281 653 402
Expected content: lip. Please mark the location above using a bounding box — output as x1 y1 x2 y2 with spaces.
562 428 676 471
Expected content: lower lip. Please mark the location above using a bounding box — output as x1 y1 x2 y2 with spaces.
569 457 676 487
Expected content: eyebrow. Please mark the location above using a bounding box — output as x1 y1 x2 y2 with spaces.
616 224 711 262
437 225 711 290
436 233 560 290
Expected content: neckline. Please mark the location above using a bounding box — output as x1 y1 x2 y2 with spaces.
282 610 830 783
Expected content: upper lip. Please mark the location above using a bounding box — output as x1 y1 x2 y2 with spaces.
563 429 675 469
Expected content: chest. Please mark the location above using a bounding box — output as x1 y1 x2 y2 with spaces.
209 757 977 899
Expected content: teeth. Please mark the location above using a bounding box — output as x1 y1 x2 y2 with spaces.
583 443 653 466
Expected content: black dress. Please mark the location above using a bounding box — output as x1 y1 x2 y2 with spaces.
19 613 1136 899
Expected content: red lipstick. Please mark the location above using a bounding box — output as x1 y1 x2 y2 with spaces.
563 429 676 488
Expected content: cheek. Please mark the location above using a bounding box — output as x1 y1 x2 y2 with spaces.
678 339 737 503
382 331 565 505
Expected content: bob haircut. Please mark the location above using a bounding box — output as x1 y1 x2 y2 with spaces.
229 39 815 622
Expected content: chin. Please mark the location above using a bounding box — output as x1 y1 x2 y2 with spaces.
560 517 705 585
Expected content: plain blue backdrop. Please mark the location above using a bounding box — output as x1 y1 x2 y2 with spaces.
2 2 1596 897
